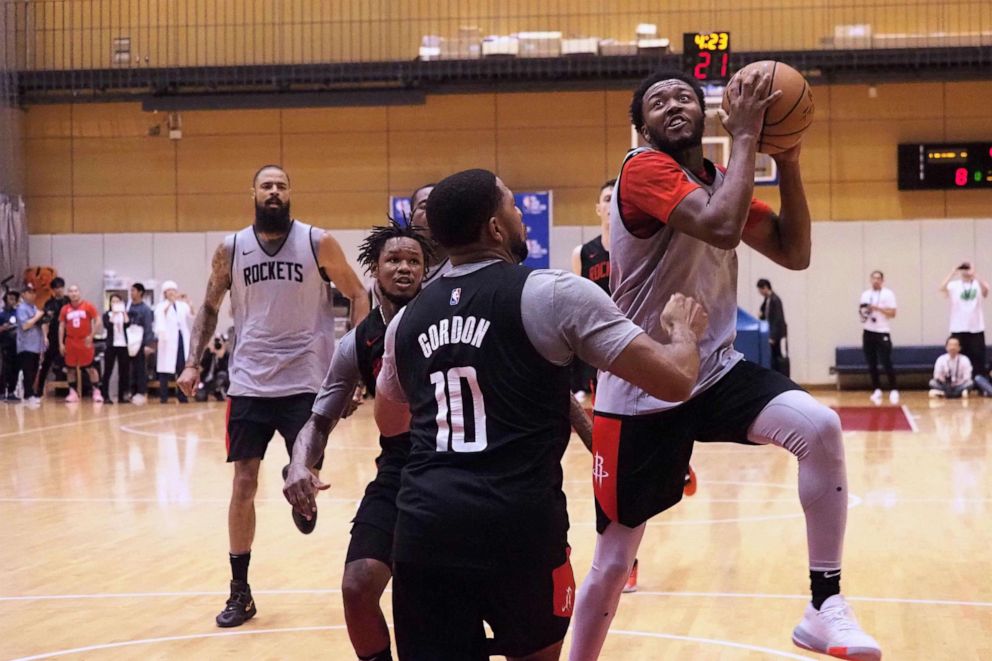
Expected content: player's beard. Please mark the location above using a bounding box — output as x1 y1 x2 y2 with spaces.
646 119 705 157
510 236 529 264
254 199 292 234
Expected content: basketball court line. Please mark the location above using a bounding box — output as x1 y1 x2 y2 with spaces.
4 588 989 609
0 408 167 439
901 404 920 432
5 624 819 661
6 625 348 661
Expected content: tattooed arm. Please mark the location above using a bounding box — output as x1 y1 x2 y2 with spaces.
177 242 232 397
569 393 594 453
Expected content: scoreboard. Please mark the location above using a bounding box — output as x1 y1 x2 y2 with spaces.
898 143 992 190
682 31 731 83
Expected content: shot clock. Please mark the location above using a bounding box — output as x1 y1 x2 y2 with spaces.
897 143 992 190
682 31 731 83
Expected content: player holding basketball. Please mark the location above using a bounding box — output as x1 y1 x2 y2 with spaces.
59 285 103 403
283 220 432 661
568 71 882 661
175 164 369 628
373 168 707 660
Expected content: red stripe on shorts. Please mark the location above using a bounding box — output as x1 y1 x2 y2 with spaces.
592 415 621 523
552 551 576 617
224 398 232 455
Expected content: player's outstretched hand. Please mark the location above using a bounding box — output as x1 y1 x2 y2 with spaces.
721 69 781 140
176 365 200 398
282 463 330 520
660 293 708 341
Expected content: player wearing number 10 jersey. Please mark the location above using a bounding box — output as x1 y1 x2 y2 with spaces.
374 169 708 661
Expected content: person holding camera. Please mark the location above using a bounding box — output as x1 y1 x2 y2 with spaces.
929 336 973 399
195 334 229 402
100 293 131 404
940 261 989 380
859 270 898 404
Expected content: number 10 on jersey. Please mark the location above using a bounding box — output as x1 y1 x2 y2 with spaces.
431 367 488 453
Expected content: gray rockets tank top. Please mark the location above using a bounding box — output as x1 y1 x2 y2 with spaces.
596 147 743 416
227 220 336 397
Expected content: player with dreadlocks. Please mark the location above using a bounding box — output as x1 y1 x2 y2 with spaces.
284 219 433 661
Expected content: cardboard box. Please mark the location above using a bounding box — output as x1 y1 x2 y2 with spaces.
482 36 519 57
562 37 599 56
439 37 482 60
636 37 671 53
517 31 562 58
599 40 637 56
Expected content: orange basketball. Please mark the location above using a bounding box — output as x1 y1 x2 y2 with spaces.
721 60 814 155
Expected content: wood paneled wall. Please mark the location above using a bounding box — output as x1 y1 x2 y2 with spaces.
23 80 992 234
15 0 991 69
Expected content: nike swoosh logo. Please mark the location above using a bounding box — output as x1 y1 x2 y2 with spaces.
823 570 841 579
242 250 255 256
245 600 254 611
365 337 381 347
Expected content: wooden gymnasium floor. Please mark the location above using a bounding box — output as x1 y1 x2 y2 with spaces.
1 390 990 660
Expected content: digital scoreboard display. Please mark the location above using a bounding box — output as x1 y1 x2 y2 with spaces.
897 142 992 190
682 32 730 83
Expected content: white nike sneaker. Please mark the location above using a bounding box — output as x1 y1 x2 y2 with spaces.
792 595 882 661
869 389 882 405
888 390 899 404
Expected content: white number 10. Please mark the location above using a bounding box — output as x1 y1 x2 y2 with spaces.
429 366 488 453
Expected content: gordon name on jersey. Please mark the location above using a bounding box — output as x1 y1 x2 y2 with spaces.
416 314 492 359
242 260 305 286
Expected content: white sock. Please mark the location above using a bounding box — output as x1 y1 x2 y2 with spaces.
568 521 645 661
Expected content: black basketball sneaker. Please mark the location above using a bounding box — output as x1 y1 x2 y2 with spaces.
216 580 256 628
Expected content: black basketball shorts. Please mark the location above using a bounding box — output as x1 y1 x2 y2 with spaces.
225 392 323 469
345 442 409 565
593 359 802 533
392 549 574 661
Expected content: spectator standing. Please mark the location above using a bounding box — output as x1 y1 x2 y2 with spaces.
757 278 789 376
940 261 989 378
59 285 103 404
126 283 155 404
101 293 131 404
859 270 898 405
15 284 45 405
928 336 974 399
1 290 20 400
37 277 69 397
154 280 193 403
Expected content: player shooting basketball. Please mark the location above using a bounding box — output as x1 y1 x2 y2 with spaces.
568 69 882 661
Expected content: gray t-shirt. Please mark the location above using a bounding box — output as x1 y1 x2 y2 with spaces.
377 259 644 403
311 329 361 420
15 302 44 354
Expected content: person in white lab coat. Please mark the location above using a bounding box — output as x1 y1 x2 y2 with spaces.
154 280 193 403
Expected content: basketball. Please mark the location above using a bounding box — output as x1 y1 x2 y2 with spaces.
721 60 814 154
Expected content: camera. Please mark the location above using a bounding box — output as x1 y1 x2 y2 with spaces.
213 338 222 350
958 262 971 271
858 303 871 322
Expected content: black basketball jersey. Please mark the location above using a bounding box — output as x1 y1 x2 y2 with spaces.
354 307 388 398
580 235 611 295
393 260 572 569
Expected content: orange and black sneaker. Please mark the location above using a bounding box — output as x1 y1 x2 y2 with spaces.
216 580 256 628
622 559 639 594
683 465 698 497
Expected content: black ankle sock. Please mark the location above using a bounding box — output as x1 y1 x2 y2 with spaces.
358 648 392 661
230 552 251 584
810 569 840 609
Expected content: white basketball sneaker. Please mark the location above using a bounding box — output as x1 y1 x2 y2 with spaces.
869 389 882 405
792 595 882 660
888 390 899 404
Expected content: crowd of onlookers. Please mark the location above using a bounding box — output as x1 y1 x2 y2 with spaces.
0 276 230 406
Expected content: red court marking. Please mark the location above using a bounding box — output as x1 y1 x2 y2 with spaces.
831 406 914 432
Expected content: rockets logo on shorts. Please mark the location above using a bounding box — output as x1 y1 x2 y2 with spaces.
449 288 461 306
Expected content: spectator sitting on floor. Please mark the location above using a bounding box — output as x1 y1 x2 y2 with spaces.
929 336 973 399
